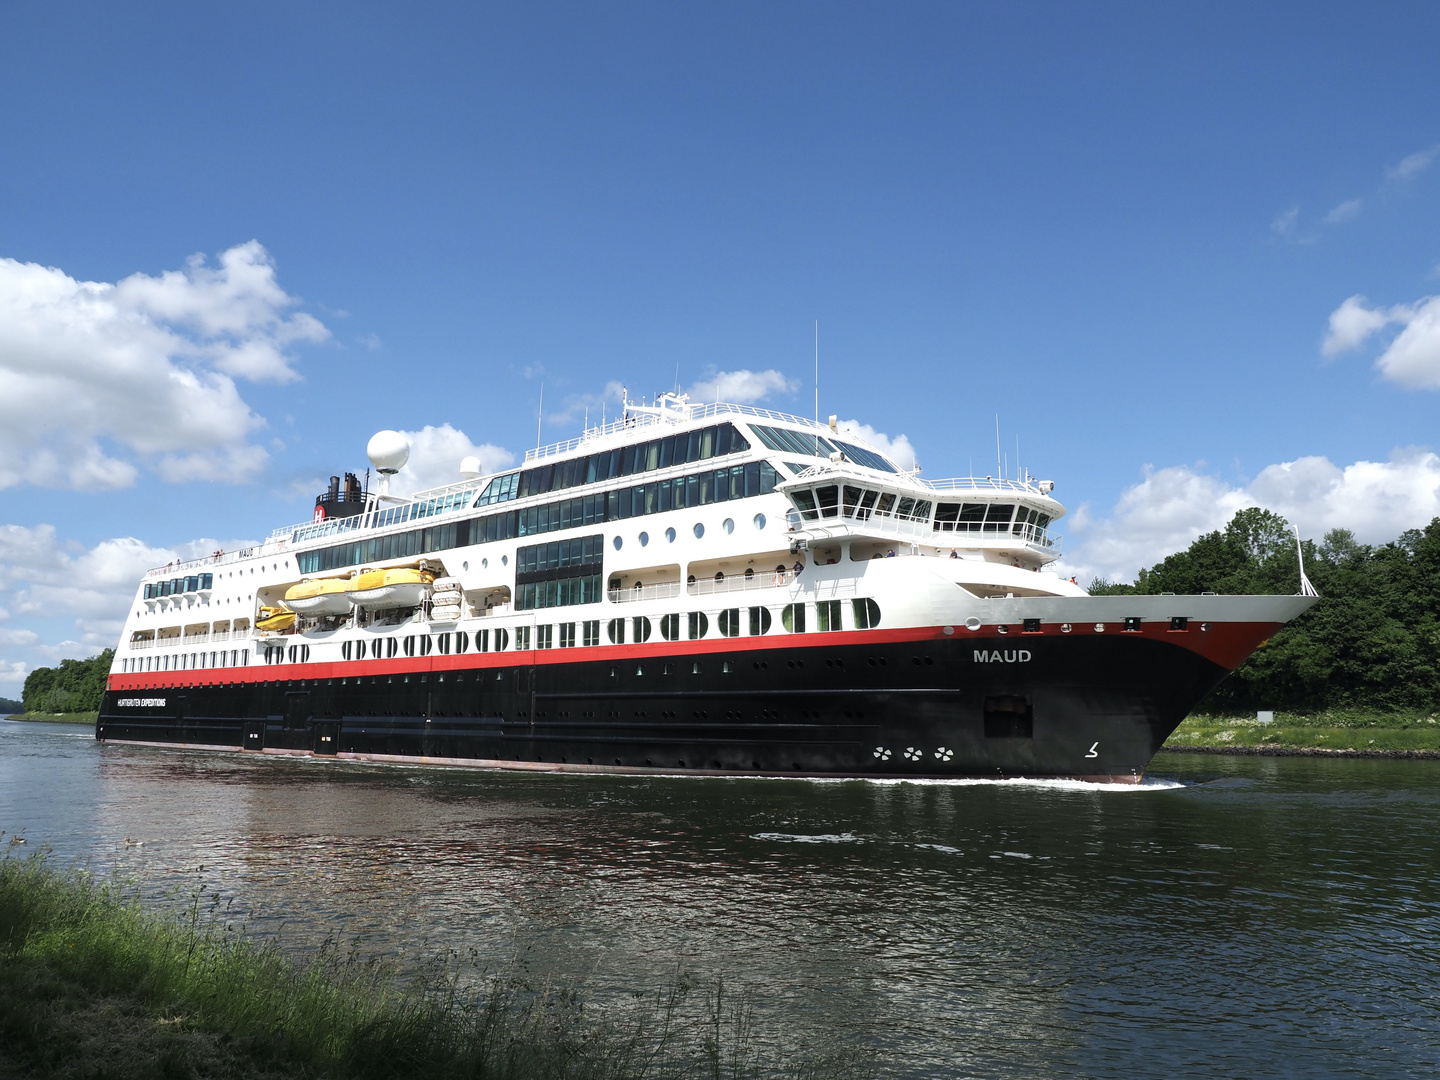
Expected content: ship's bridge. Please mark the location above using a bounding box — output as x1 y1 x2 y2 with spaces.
778 463 1063 564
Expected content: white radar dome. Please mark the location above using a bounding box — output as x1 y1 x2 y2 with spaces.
367 430 410 474
459 456 482 479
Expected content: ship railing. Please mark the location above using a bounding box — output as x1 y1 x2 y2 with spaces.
920 476 1052 495
524 402 839 463
607 581 683 604
932 520 1060 548
471 603 515 618
182 632 209 644
127 637 157 651
686 569 799 597
143 541 288 579
268 485 482 546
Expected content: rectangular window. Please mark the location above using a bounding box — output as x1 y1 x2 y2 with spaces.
514 626 531 651
558 623 576 648
688 611 709 639
816 600 842 632
748 606 771 635
516 533 605 610
852 598 880 629
782 603 806 633
583 620 600 646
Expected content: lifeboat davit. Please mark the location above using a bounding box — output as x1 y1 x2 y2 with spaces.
255 606 297 633
284 576 355 616
347 567 435 611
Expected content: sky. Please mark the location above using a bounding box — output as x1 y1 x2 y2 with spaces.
1 2 1438 695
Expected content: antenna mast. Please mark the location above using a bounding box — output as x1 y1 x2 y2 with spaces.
814 320 819 456
536 384 544 450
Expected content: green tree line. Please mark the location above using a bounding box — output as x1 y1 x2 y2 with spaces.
1091 508 1440 712
20 650 114 714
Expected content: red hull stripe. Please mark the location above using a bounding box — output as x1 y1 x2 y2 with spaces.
107 619 1281 694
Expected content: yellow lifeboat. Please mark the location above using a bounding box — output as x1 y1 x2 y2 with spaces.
255 606 297 633
283 576 355 616
346 566 435 611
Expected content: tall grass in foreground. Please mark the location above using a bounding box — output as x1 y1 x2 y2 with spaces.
0 851 869 1080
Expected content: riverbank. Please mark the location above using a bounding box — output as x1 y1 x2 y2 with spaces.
0 853 863 1080
3 711 96 724
1163 708 1440 755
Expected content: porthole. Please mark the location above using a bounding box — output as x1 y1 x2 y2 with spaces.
964 617 982 632
613 535 623 551
1061 623 1072 633
639 531 649 547
666 527 677 543
693 523 705 539
462 561 469 571
753 513 766 530
502 555 508 566
481 558 488 569
723 518 735 534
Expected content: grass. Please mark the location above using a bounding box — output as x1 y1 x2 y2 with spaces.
1164 707 1440 753
0 850 869 1080
3 712 98 725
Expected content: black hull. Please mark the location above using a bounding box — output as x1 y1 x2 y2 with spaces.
98 632 1230 783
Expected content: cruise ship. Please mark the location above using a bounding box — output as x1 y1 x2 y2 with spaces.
97 394 1316 782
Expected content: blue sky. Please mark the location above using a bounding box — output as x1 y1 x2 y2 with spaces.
2 2 1438 693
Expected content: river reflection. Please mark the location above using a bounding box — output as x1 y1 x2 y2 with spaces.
4 720 1439 1078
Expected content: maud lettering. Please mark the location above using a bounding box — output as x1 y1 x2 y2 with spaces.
973 649 1031 663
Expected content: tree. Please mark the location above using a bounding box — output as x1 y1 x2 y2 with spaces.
1119 511 1440 713
21 650 114 714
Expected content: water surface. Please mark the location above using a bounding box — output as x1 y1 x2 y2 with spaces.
3 720 1438 1078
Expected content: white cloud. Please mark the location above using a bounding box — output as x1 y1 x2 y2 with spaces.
0 241 327 490
1061 449 1440 584
0 660 26 695
834 420 918 471
386 424 516 497
685 368 796 405
1270 205 1300 238
1323 198 1363 224
1322 294 1440 388
545 380 627 428
1386 144 1439 184
1322 295 1394 356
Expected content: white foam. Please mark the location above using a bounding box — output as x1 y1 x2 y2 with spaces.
750 832 862 844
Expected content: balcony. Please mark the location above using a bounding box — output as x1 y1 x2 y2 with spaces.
687 569 799 597
607 581 683 604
